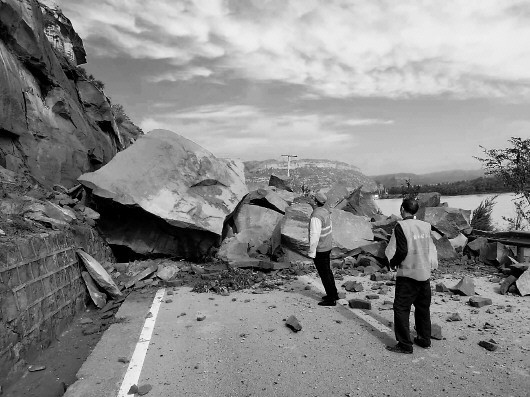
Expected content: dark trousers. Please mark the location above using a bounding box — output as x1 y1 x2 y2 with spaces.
314 250 338 300
393 276 431 349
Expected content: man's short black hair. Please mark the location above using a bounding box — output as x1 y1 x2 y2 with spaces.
401 198 419 215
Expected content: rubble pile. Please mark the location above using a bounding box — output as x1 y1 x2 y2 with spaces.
0 166 100 237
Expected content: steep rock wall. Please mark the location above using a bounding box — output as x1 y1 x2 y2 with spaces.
0 0 123 188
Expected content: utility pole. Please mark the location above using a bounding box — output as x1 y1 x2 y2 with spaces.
281 154 297 177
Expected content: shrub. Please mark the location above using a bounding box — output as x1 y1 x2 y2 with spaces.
470 195 497 231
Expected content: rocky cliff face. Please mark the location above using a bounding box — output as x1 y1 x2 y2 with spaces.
0 0 136 188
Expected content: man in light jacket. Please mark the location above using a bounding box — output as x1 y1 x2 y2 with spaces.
308 193 338 306
385 198 438 354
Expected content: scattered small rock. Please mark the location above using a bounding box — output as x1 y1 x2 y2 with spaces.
370 273 385 282
450 276 475 296
342 281 363 292
483 322 495 330
469 297 492 308
348 299 371 310
138 384 153 395
165 299 173 303
285 315 302 332
435 283 449 292
128 385 138 395
478 340 498 352
446 313 462 322
499 275 517 295
28 365 46 372
197 313 206 321
118 357 130 363
378 285 390 295
431 323 443 340
366 294 379 300
82 325 101 335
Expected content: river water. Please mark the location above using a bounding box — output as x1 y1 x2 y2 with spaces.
376 193 518 231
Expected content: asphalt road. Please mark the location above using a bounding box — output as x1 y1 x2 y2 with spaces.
63 276 529 397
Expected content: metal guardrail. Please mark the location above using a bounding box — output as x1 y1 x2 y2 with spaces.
471 230 530 261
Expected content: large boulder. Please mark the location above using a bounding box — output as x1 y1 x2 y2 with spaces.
480 242 515 267
322 183 349 209
371 215 399 235
432 234 458 260
269 174 293 192
280 203 374 259
280 203 313 255
419 207 471 239
417 192 441 209
516 268 530 296
78 130 248 259
241 188 289 214
339 186 381 218
231 203 284 256
331 209 374 258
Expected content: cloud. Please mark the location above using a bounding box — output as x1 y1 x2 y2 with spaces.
138 104 386 160
147 66 213 82
340 118 394 127
59 0 530 100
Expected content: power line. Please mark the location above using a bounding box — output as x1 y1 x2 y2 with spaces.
281 154 297 177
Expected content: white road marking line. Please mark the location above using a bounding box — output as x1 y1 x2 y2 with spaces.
299 275 394 337
117 288 166 397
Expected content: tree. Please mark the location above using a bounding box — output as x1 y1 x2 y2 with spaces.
475 137 530 230
400 178 420 200
76 67 105 90
111 103 129 124
470 195 497 231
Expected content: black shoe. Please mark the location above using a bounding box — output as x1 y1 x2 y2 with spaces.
414 337 431 349
386 344 413 354
321 295 339 301
318 300 336 306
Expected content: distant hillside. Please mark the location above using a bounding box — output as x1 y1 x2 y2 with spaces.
244 159 377 192
371 169 485 188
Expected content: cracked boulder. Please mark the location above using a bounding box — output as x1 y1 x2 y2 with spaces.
280 203 374 259
418 207 472 239
338 186 381 218
78 129 248 260
322 183 350 209
219 188 287 265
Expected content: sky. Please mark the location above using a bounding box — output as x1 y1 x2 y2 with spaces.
54 0 530 175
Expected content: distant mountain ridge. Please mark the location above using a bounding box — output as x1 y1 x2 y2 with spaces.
244 159 376 191
244 158 360 172
371 169 485 188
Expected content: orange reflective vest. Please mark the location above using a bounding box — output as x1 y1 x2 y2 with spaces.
310 207 332 252
386 219 438 281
